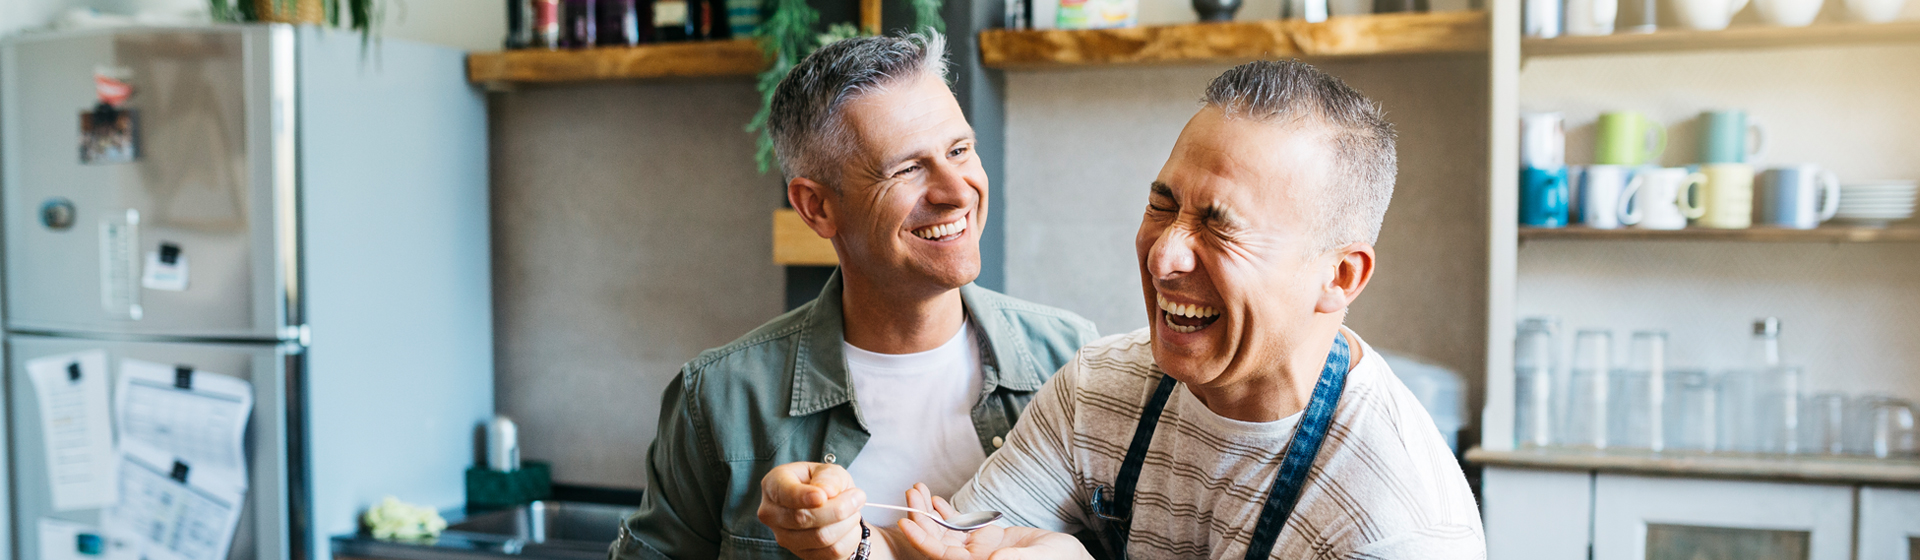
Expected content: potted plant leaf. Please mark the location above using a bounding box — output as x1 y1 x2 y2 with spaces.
209 0 382 44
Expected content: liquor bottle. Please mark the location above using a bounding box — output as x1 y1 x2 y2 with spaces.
725 0 760 36
598 0 646 46
701 0 731 39
564 0 598 48
533 0 563 48
653 0 694 41
506 0 531 48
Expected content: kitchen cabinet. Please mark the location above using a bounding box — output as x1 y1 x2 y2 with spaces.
1859 486 1920 560
1592 475 1853 560
1482 467 1591 560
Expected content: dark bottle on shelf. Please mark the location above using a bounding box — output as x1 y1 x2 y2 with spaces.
597 0 648 45
700 0 731 39
653 0 694 41
564 0 598 47
532 0 563 48
506 0 530 48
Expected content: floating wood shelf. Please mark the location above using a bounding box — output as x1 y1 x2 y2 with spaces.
773 209 838 266
979 11 1489 69
1467 446 1920 486
1522 20 1920 57
467 39 769 84
1519 225 1920 242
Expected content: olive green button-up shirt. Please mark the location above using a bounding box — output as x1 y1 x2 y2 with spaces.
610 273 1099 560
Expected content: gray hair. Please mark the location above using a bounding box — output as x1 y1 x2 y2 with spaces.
1202 60 1397 250
769 32 950 186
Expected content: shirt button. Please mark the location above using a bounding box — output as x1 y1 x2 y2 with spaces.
823 453 837 464
991 436 1005 449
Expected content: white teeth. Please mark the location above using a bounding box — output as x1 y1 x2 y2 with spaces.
914 219 967 240
1155 294 1220 325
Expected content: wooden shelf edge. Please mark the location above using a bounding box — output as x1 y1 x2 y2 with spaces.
1466 446 1920 486
467 39 770 84
980 11 1489 70
1518 225 1920 242
1522 19 1920 57
773 209 838 266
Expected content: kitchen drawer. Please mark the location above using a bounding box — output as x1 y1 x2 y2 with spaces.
1592 474 1853 560
1860 486 1920 560
1483 467 1593 560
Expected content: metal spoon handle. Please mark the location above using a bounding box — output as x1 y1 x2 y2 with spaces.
862 503 934 517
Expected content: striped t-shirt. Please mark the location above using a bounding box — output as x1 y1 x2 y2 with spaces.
951 328 1485 559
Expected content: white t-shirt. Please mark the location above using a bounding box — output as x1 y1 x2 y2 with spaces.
953 328 1485 559
844 322 988 527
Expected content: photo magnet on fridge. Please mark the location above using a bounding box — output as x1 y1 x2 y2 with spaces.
80 67 139 165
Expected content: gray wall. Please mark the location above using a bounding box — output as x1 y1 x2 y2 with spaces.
490 79 784 489
1001 57 1492 427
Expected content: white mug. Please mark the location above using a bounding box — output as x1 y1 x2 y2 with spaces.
1674 0 1750 29
1524 0 1563 37
1582 165 1643 229
1752 0 1824 26
1758 165 1841 229
1622 167 1707 230
1844 0 1907 21
1521 112 1567 169
1566 0 1619 35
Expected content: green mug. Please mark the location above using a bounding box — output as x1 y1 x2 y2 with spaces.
1595 111 1667 166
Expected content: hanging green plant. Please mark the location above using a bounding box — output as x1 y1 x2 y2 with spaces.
209 0 383 47
746 0 945 174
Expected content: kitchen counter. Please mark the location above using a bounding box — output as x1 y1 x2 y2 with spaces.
333 501 634 560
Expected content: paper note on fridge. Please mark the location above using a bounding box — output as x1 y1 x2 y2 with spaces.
140 243 189 291
25 350 117 511
103 443 245 560
115 358 252 482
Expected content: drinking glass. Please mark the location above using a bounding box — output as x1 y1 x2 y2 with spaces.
1515 317 1559 448
1621 331 1667 451
1663 370 1714 452
1755 367 1803 455
1799 392 1847 455
1609 369 1653 449
1714 370 1758 453
1849 396 1918 459
1563 329 1611 449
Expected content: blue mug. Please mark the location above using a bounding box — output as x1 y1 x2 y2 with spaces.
1521 166 1571 227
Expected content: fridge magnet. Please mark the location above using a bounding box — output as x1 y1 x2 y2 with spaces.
37 518 106 560
141 242 189 291
80 68 138 165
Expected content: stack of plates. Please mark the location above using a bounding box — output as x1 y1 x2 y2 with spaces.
1835 181 1917 226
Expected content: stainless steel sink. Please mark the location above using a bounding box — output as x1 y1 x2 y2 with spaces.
448 501 636 548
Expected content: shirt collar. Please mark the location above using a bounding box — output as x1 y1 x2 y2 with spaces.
787 270 1045 417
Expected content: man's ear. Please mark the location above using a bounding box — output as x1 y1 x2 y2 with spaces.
788 177 838 239
1314 243 1375 314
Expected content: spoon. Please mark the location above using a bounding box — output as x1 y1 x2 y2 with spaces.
862 503 1003 532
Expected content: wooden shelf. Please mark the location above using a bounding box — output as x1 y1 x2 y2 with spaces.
773 209 838 266
467 39 769 84
1467 446 1920 486
1522 20 1920 57
979 11 1488 69
1519 225 1920 242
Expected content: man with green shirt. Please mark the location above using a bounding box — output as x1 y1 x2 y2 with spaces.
607 33 1098 560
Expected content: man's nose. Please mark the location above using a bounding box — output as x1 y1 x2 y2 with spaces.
924 160 976 208
1148 226 1198 279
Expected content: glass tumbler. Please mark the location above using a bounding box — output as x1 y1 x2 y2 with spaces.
1849 396 1918 459
1614 330 1668 451
1755 367 1803 455
1663 370 1714 452
1799 392 1847 455
1563 329 1612 449
1715 370 1759 454
1515 317 1559 448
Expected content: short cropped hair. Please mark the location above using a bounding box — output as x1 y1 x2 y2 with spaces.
768 32 950 186
1201 60 1397 250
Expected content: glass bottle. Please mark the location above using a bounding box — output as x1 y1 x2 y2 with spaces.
1564 329 1611 449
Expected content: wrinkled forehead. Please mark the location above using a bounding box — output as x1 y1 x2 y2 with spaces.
1161 111 1335 219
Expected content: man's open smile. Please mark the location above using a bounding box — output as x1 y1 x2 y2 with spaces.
911 215 969 242
1157 293 1222 334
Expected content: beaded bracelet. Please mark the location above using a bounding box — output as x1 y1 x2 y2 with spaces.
850 521 871 560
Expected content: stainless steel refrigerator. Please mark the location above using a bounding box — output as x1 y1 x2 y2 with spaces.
2 25 494 560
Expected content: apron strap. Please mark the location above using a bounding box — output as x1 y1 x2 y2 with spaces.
1243 333 1352 560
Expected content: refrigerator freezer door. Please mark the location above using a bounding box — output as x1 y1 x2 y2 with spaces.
6 335 293 560
1 27 295 340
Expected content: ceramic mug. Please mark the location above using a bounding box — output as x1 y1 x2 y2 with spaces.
1521 112 1567 169
1699 110 1766 164
1522 166 1572 227
1622 167 1707 230
1844 0 1907 21
1758 165 1841 229
1753 0 1824 26
1596 111 1666 166
1566 0 1619 35
1582 165 1643 229
1698 163 1756 229
1524 0 1563 37
1673 0 1750 29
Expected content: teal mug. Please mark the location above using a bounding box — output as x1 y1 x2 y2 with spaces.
1699 110 1766 164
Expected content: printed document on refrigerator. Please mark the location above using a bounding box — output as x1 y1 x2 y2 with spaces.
102 359 253 560
24 350 117 511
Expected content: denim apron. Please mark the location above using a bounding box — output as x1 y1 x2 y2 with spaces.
1085 334 1352 560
